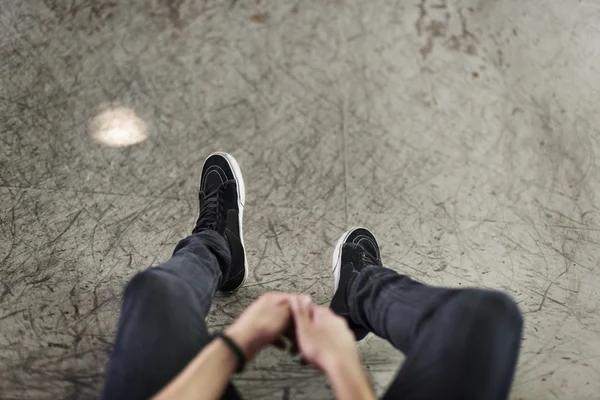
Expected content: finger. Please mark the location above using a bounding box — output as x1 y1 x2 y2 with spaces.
291 296 307 318
272 301 295 328
299 294 312 307
291 296 311 333
262 292 302 305
311 304 331 320
278 293 311 308
261 303 296 347
306 303 316 320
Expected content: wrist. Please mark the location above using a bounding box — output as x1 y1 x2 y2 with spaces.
323 355 359 379
224 324 261 361
321 349 361 377
325 355 371 386
325 356 375 400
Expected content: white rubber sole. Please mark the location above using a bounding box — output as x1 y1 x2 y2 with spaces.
332 228 359 293
208 151 248 292
332 227 378 343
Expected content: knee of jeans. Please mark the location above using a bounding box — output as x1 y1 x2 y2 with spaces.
468 290 523 334
124 268 175 299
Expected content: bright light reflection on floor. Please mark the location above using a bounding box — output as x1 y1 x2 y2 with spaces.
90 107 148 147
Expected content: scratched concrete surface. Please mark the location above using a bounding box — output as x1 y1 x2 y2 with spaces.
1 0 600 398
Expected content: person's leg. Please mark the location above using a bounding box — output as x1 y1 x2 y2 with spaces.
102 231 243 399
102 153 248 400
352 268 522 400
330 228 522 400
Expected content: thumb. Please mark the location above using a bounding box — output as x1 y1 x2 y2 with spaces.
291 296 311 336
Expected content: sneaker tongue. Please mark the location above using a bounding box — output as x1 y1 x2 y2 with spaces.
363 249 381 267
194 181 234 234
202 184 222 199
200 179 236 199
345 243 381 267
360 239 376 255
220 180 238 205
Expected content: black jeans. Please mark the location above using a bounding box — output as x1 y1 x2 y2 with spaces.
102 231 522 400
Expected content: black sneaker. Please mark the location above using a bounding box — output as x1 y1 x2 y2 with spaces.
330 227 382 341
192 152 247 293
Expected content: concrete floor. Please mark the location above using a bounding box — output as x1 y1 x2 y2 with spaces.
1 0 600 398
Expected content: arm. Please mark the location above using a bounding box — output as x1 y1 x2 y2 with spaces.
290 297 376 400
152 331 246 400
325 357 375 400
152 293 300 400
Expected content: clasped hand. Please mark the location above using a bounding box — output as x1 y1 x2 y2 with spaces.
224 292 360 374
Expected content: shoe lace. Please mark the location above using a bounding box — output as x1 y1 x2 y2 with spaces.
193 183 228 233
361 247 380 266
347 243 380 267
